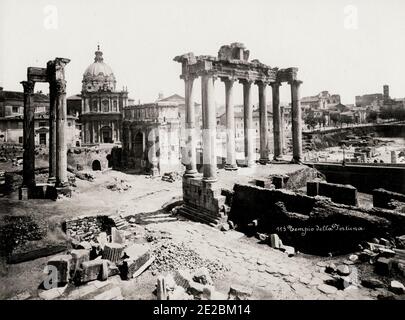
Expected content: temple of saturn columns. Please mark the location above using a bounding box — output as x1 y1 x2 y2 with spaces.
20 58 71 199
174 43 303 225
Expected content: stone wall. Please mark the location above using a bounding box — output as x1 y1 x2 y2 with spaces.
310 163 405 194
228 183 402 255
307 180 358 206
67 146 112 172
373 188 405 209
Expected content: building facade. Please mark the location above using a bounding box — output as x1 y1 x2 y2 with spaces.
80 47 128 145
122 102 182 175
301 91 341 110
0 87 79 146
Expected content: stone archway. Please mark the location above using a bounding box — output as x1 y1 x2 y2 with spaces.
92 160 101 171
100 126 112 143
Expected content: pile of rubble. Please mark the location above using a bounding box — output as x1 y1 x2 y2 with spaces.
150 241 228 279
255 232 296 257
161 172 181 183
40 226 154 299
106 177 132 192
154 267 252 300
65 216 104 242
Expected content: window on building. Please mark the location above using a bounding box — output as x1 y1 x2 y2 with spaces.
39 121 47 127
113 100 118 112
39 133 46 145
68 122 72 127
18 136 23 144
92 100 98 112
12 106 19 113
102 99 109 112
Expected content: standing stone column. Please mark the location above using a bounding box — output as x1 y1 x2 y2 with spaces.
242 79 254 167
183 75 198 176
290 80 303 163
21 80 36 191
48 80 57 183
201 73 217 182
258 81 269 164
271 82 282 160
280 106 285 154
149 127 159 176
223 77 237 170
55 79 68 186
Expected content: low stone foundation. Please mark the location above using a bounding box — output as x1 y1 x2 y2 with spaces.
228 183 404 255
178 176 227 227
373 188 405 209
307 180 358 206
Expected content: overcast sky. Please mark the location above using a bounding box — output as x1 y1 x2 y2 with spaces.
1 0 404 105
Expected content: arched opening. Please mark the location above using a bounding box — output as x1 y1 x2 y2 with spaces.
100 126 112 143
92 160 101 171
106 154 112 168
134 131 144 158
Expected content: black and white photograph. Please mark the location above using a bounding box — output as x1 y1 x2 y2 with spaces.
0 0 405 309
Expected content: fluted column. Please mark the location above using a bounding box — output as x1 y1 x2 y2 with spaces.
55 79 68 186
258 81 269 164
21 80 36 191
290 80 303 163
271 82 282 160
241 80 254 167
149 127 159 176
201 73 217 182
223 77 237 170
48 80 57 183
183 75 198 176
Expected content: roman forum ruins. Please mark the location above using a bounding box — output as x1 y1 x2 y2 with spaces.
173 43 303 225
175 43 303 181
20 58 70 199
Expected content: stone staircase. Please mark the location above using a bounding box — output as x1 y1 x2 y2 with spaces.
108 214 130 230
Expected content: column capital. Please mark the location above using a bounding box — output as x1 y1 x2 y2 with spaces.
239 78 254 85
21 80 35 94
55 80 67 94
255 79 270 87
288 79 303 87
180 73 198 81
270 81 282 88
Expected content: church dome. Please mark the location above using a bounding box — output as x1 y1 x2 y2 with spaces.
82 46 116 92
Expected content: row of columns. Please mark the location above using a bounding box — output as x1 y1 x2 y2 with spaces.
183 73 303 183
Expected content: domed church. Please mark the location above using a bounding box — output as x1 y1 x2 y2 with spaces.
81 46 128 144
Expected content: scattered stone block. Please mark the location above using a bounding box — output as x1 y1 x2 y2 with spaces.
174 269 193 290
168 286 192 300
396 235 405 249
78 241 92 251
361 277 385 289
38 284 67 300
187 280 205 298
378 247 396 258
375 257 393 276
78 259 105 283
120 244 151 280
317 284 338 294
156 276 167 300
270 234 281 249
349 254 359 263
337 265 351 276
284 246 295 257
70 249 90 273
193 267 213 286
111 227 124 244
102 243 124 263
97 232 108 249
47 255 72 284
389 280 405 294
228 284 252 300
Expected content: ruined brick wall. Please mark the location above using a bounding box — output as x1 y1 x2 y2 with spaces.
307 181 358 206
67 147 111 171
228 183 398 255
64 216 108 242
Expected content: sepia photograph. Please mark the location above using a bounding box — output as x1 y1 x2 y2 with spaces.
0 0 404 310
